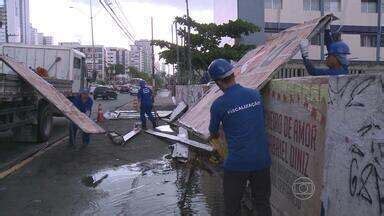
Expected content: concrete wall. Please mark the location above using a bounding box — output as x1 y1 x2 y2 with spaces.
323 74 384 216
263 76 329 216
175 85 209 107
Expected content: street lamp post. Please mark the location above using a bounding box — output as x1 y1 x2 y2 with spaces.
69 1 97 82
89 0 97 81
185 0 192 85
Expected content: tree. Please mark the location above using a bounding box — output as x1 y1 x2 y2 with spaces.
152 16 259 84
127 66 164 89
107 64 125 75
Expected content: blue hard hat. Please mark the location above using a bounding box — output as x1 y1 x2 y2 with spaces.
326 41 351 66
208 59 234 81
139 80 146 87
79 88 90 94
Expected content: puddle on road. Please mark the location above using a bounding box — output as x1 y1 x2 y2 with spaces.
80 156 224 215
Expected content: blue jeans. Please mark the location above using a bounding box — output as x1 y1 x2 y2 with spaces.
69 122 90 146
140 105 155 127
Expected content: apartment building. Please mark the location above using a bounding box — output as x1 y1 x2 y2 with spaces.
214 0 384 61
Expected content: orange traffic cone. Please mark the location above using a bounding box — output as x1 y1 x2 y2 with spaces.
97 104 104 123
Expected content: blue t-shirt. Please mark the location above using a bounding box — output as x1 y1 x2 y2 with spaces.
209 84 271 171
71 95 93 115
138 86 153 107
302 29 349 76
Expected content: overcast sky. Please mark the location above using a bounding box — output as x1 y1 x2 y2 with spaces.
29 0 213 49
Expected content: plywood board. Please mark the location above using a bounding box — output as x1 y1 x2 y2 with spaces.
145 129 213 152
264 77 329 216
123 128 141 142
179 15 332 139
0 55 105 134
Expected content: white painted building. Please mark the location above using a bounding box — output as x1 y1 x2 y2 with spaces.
0 0 31 43
214 0 384 61
76 45 107 81
129 40 153 73
43 36 53 45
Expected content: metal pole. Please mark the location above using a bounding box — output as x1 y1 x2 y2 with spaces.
171 24 175 75
151 17 155 89
185 0 192 85
175 22 180 84
320 0 325 61
90 0 96 81
377 0 382 62
4 0 8 43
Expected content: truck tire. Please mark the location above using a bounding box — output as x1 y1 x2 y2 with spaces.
37 104 53 142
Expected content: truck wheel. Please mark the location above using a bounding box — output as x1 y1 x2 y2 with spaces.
37 104 53 142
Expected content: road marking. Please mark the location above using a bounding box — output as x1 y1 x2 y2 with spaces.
0 136 68 180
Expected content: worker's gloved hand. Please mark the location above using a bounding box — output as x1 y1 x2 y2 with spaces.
300 39 310 58
325 22 331 30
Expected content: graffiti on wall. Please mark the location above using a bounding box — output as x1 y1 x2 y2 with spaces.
324 74 384 216
175 85 210 107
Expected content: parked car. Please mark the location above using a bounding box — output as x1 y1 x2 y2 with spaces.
93 87 118 100
120 85 131 94
129 85 140 95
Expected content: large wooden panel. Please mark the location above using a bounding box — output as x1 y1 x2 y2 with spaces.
0 55 105 134
179 15 332 139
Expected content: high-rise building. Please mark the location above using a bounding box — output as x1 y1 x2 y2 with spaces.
106 47 130 73
29 25 37 45
76 45 107 81
37 32 44 45
214 0 384 61
129 40 153 73
0 0 31 43
43 36 54 45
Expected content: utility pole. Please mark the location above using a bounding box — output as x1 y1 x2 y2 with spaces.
175 22 180 84
4 0 8 43
171 24 174 75
377 0 382 62
320 0 325 61
90 0 96 81
185 0 192 85
151 17 155 89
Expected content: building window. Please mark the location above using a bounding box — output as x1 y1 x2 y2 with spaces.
304 0 341 11
325 0 341 12
311 34 321 45
304 0 320 11
360 33 384 47
265 0 282 9
73 57 81 69
361 0 379 13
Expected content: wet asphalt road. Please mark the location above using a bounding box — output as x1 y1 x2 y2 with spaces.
0 91 225 216
0 93 134 166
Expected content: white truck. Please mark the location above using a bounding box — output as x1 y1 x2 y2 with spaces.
0 43 87 142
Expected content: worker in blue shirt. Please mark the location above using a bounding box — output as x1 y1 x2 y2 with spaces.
208 59 272 216
137 80 156 130
300 23 351 76
69 88 93 149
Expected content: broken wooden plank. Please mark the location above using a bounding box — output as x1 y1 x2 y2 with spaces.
179 15 333 138
0 55 105 134
145 129 213 152
123 128 141 142
163 102 188 123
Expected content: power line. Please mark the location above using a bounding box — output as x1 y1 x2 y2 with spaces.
98 0 135 43
113 0 136 39
105 1 135 41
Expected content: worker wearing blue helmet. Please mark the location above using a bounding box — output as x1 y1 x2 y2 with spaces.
69 88 93 149
208 59 271 216
300 22 351 76
137 80 156 130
